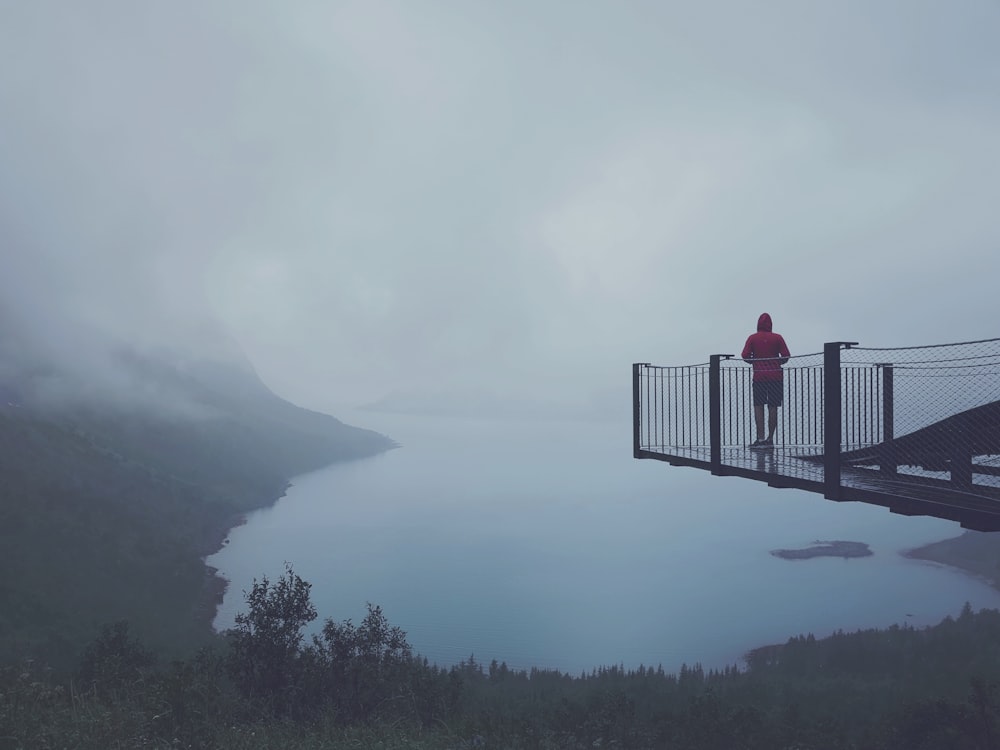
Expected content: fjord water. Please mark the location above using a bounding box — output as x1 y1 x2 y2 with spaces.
208 410 1000 675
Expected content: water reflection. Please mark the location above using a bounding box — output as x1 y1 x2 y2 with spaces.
754 445 775 473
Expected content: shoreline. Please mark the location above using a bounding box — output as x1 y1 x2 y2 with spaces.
195 484 287 635
195 446 397 634
901 531 1000 593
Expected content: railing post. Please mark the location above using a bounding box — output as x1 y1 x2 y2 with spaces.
878 364 896 476
951 414 973 488
633 363 646 458
709 355 729 475
825 342 858 499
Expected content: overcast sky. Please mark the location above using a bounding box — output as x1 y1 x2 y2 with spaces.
1 1 998 413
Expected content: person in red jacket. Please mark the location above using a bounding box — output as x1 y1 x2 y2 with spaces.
741 312 791 448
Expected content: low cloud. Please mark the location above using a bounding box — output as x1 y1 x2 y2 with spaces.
1 1 997 413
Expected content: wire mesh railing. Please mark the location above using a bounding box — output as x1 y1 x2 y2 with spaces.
636 362 711 451
840 339 1000 489
633 337 1000 506
718 355 830 450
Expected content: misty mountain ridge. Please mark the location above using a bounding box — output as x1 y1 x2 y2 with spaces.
0 319 395 663
2 333 394 474
0 302 252 410
0 307 369 425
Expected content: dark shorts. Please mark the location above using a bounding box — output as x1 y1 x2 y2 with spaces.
753 380 783 407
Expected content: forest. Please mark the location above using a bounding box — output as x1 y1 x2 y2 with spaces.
5 564 1000 749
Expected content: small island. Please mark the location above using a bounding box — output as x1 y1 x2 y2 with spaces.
771 540 873 560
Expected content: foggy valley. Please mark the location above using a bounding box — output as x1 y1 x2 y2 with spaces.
3 1 1000 748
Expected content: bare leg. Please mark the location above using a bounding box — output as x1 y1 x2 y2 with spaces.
754 405 765 441
767 405 779 441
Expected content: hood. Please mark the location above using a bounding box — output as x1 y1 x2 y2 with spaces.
757 313 773 332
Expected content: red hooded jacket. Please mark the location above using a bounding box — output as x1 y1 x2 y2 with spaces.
741 313 790 382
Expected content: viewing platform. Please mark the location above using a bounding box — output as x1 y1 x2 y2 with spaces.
633 338 1000 531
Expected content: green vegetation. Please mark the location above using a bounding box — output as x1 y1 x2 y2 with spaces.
0 374 393 669
6 567 1000 749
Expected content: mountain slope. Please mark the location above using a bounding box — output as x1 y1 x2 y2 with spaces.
0 347 395 668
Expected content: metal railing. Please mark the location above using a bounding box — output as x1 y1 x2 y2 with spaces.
634 338 1000 502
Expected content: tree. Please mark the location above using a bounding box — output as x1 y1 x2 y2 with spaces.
226 563 316 713
78 620 155 697
316 602 412 721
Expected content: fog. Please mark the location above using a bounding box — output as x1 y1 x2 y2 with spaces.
2 1 998 416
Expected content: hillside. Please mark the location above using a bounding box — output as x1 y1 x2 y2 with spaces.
0 345 395 668
906 529 1000 589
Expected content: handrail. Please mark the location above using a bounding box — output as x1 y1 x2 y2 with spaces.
633 337 1000 528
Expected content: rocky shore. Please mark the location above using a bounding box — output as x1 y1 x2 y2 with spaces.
771 540 873 560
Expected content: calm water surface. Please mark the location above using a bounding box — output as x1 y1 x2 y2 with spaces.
208 411 1000 674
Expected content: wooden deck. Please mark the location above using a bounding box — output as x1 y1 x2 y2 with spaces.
636 444 1000 531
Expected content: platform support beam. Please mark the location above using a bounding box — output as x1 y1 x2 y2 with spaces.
632 363 644 459
825 342 858 499
951 415 973 488
709 355 724 474
878 364 897 476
